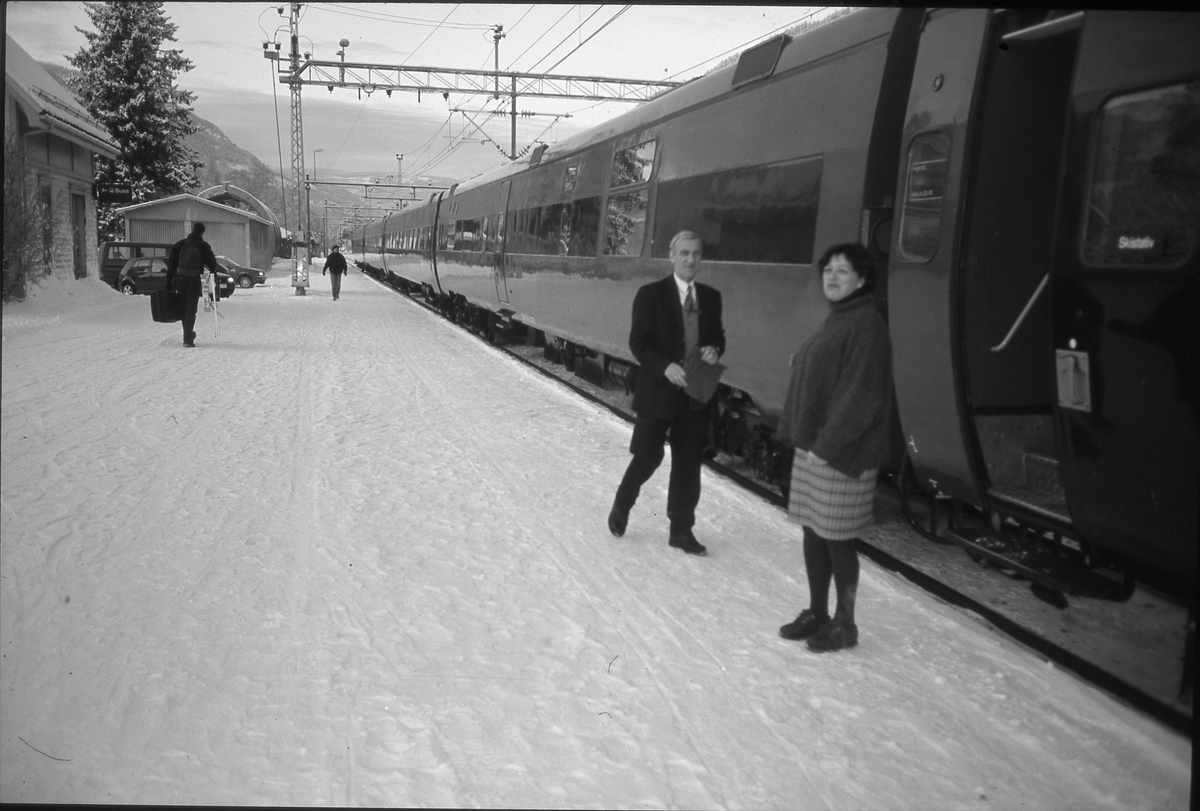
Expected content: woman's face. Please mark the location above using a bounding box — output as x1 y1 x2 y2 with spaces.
823 254 865 302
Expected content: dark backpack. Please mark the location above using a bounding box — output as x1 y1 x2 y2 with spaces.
178 240 203 274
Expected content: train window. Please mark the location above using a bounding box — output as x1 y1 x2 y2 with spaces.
651 155 822 263
463 218 480 252
604 190 648 256
537 203 564 254
1082 82 1199 268
564 166 578 192
561 197 602 257
897 131 951 263
611 141 656 188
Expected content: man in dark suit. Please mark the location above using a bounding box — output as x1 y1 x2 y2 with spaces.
608 230 726 556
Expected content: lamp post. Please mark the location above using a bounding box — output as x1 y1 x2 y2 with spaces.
309 148 323 257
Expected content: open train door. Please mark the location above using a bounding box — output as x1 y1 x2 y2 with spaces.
1050 12 1199 596
890 10 1167 599
888 8 993 508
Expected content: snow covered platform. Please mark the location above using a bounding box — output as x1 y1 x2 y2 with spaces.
2 270 1190 807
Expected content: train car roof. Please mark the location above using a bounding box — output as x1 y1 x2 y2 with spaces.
449 7 898 197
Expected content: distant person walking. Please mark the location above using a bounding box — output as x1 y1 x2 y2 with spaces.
323 245 348 300
777 243 894 652
607 230 726 556
165 222 219 348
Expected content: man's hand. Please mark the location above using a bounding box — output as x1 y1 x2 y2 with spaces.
700 346 719 364
664 363 687 388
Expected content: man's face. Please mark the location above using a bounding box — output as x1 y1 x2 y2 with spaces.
670 237 703 284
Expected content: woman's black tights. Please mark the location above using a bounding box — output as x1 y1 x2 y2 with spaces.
803 527 860 625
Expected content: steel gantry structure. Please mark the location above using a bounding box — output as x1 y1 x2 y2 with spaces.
272 57 681 162
265 2 683 285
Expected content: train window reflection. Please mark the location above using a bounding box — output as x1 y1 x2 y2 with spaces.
611 141 656 188
1082 82 1199 268
604 190 648 256
508 197 601 256
898 131 950 263
651 156 822 263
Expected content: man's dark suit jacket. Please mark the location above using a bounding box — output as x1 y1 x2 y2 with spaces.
629 274 726 419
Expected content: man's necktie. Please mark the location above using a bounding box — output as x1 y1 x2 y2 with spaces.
684 286 695 313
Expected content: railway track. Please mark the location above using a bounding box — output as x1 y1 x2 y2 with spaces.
360 267 1193 738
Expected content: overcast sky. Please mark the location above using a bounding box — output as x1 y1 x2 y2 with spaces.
7 2 836 181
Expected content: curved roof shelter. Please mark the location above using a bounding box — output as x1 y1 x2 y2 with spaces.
198 183 281 233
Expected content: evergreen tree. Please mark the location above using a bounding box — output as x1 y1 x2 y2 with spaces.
68 1 202 241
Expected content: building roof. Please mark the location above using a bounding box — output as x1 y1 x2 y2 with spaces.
116 193 275 228
5 34 120 158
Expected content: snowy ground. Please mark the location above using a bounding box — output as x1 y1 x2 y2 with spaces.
1 268 1191 808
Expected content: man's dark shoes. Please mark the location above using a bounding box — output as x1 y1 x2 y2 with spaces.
607 503 629 537
779 608 830 641
806 617 858 652
184 331 196 348
668 530 707 556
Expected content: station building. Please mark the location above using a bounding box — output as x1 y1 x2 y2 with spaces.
4 34 120 294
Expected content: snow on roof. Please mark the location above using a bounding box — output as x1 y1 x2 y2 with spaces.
115 193 275 228
5 33 120 158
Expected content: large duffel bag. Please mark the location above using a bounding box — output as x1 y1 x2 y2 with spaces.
150 288 182 323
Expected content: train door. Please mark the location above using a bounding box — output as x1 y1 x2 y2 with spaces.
494 180 511 303
957 11 1083 534
430 191 445 296
889 8 992 505
1050 12 1199 591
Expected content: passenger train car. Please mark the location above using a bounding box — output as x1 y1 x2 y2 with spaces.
354 9 1198 603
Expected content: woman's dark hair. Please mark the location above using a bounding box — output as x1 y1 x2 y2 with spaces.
817 242 877 294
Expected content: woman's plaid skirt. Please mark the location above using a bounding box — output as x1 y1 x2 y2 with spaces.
787 451 878 541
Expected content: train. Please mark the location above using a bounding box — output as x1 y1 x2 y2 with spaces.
352 8 1198 608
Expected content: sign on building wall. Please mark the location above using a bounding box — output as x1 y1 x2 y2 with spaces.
95 183 133 204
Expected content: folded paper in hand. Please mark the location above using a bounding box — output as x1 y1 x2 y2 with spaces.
684 350 725 404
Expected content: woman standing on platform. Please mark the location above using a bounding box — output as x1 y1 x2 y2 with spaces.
776 243 894 652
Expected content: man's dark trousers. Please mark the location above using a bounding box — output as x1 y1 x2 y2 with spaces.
614 407 709 532
174 275 202 342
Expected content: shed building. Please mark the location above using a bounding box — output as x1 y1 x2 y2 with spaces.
116 194 275 270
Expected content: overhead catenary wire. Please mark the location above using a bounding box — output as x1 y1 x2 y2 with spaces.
540 6 631 76
503 4 578 72
315 2 492 30
406 4 463 64
268 58 290 231
522 5 604 74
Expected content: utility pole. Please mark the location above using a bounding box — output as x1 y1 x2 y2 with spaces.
286 3 308 295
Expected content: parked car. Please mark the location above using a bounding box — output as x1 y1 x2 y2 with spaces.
99 242 173 289
215 255 268 288
117 256 235 298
